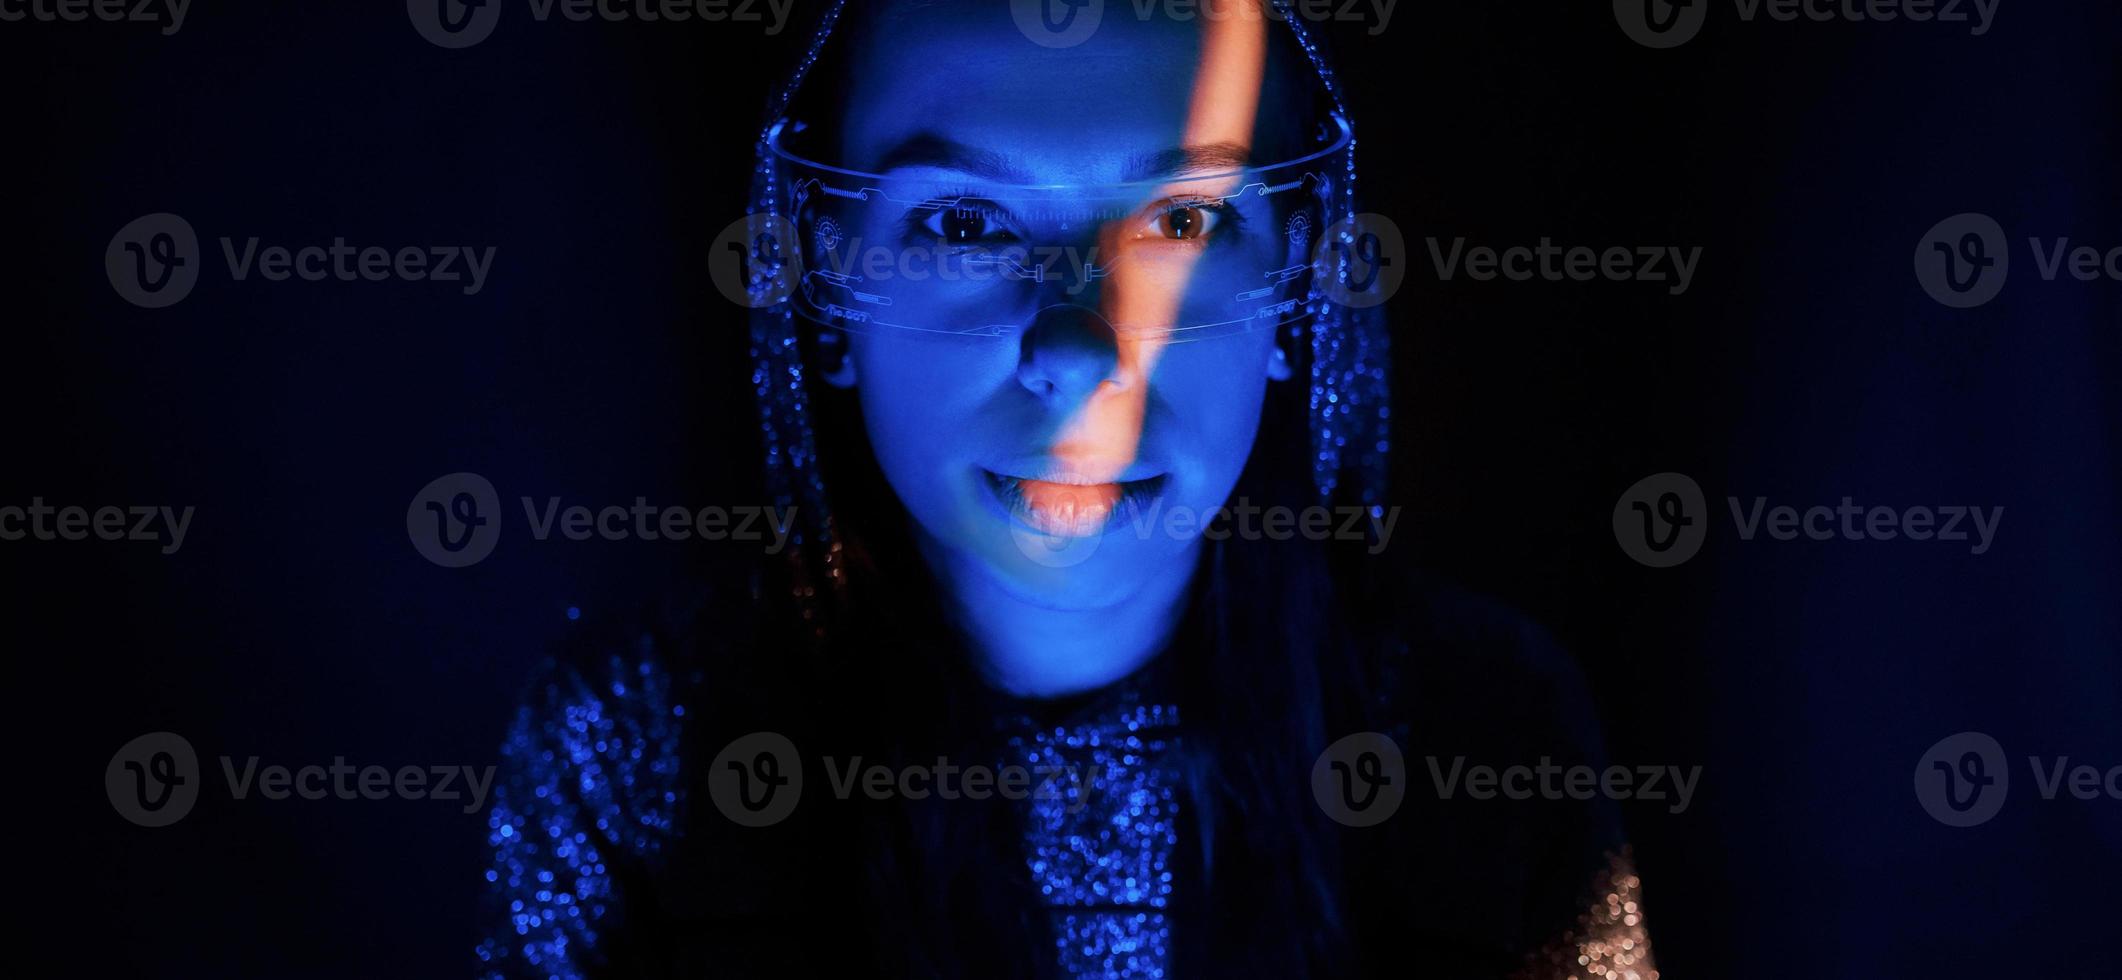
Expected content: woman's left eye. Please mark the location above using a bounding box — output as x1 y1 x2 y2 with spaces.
1144 201 1224 241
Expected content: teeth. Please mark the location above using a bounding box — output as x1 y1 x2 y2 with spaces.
1026 483 1117 535
985 470 1165 539
1001 475 1130 537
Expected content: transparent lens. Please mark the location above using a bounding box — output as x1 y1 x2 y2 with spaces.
766 114 1348 343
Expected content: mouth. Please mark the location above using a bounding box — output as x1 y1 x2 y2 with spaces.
981 468 1168 538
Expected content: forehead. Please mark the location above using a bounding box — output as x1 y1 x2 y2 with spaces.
832 3 1304 185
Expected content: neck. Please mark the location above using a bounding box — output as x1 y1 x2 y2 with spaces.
922 540 1200 700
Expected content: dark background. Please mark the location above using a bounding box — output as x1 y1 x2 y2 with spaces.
7 1 2118 976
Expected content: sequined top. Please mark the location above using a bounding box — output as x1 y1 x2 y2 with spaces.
477 641 687 978
1003 694 1183 978
477 578 1657 979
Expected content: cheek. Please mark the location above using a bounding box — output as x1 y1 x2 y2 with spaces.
847 336 1016 476
853 336 1009 417
1155 332 1279 474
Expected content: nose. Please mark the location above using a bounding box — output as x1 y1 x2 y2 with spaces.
1016 304 1124 405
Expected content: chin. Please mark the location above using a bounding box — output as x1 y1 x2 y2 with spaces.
973 526 1194 611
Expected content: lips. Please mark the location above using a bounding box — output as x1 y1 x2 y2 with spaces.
982 469 1167 538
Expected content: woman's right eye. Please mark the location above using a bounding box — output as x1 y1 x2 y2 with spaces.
921 203 1011 244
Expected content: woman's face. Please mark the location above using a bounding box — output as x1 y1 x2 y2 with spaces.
827 1 1312 612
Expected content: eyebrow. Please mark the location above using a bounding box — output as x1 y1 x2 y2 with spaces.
873 134 1035 184
1125 141 1254 181
872 133 1257 184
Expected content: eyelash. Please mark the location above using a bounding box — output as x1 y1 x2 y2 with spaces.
907 193 1018 248
901 193 1245 247
1138 197 1240 244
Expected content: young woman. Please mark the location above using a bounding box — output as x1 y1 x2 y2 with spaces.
479 3 1658 977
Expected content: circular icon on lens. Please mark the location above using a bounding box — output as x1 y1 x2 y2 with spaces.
1312 732 1406 827
107 212 200 309
814 217 843 252
1011 0 1104 48
407 472 502 568
107 731 201 828
1613 0 1708 49
407 0 502 49
1914 731 2008 828
1613 472 1707 568
708 731 803 827
709 214 804 309
1914 212 2009 309
1286 211 1313 248
1311 213 1405 309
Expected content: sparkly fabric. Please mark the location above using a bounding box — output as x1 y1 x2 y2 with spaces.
1512 849 1661 980
475 595 1665 977
1276 4 1393 511
747 0 851 636
475 648 686 980
1002 697 1184 979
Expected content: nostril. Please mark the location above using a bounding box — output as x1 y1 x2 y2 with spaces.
1017 304 1121 402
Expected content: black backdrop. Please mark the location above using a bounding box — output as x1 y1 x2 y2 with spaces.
7 1 2118 976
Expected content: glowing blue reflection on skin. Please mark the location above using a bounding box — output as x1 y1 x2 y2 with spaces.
822 1 1312 699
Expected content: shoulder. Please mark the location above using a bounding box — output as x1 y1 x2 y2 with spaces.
495 578 752 826
518 583 723 708
478 581 744 978
497 591 711 819
490 582 727 856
